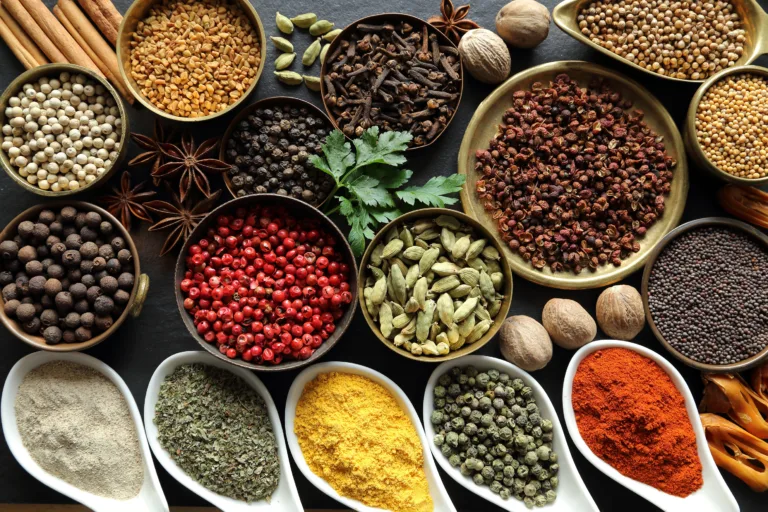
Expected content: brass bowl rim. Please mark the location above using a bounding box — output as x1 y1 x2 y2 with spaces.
0 201 145 352
318 12 464 151
173 193 359 372
0 63 130 197
458 60 689 290
641 217 768 373
685 64 768 186
553 0 768 84
218 95 334 208
116 0 267 123
357 207 513 363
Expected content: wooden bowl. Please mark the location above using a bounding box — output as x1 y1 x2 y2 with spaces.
0 64 129 197
173 194 358 372
685 64 768 186
553 0 768 84
218 96 334 208
319 13 463 151
458 60 689 290
358 208 513 362
116 0 266 123
0 201 149 352
641 217 768 373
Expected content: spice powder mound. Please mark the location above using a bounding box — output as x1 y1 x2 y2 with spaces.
294 372 433 512
571 348 703 497
474 73 676 273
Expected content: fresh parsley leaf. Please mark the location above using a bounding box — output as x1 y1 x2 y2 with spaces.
353 127 412 169
367 165 413 189
338 197 375 256
368 206 402 225
311 130 355 182
396 174 466 207
348 175 395 208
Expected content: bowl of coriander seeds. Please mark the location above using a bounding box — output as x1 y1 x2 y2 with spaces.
0 64 128 196
686 65 768 186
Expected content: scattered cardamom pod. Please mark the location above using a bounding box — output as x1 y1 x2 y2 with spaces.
274 71 303 85
309 20 334 36
304 75 321 91
322 28 342 42
303 38 322 66
275 52 296 70
320 44 329 64
290 13 317 28
276 12 294 34
270 36 294 52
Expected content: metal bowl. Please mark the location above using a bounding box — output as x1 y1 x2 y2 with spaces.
218 96 334 208
0 201 150 352
458 60 689 290
319 13 463 151
0 63 129 197
641 217 768 373
685 64 768 186
358 208 513 362
173 194 358 372
116 0 266 123
553 0 768 84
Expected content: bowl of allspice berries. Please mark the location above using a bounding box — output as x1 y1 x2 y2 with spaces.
0 202 149 351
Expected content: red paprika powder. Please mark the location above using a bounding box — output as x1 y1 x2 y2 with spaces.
571 347 703 497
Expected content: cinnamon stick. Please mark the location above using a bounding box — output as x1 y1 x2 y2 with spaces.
76 0 120 46
18 0 100 72
3 0 66 63
54 0 133 104
0 16 36 68
0 2 47 66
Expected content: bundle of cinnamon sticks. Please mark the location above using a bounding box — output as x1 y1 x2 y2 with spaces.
0 0 132 103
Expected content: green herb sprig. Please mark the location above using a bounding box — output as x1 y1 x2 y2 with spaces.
312 127 465 256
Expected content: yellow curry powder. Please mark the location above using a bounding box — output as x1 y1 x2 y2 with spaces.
294 372 434 512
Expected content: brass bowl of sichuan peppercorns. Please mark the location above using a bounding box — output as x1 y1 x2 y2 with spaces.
173 194 358 372
0 201 149 352
458 61 689 290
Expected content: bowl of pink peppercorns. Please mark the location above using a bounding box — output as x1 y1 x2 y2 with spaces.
174 194 358 371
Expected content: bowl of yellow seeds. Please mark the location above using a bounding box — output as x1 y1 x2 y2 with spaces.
686 64 768 185
118 0 266 123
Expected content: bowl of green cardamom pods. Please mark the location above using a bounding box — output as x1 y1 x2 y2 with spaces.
358 208 513 362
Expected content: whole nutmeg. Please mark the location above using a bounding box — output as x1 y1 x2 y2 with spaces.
542 298 596 349
499 315 552 371
596 285 645 340
496 0 551 48
458 29 511 85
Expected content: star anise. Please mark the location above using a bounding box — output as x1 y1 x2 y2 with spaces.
153 133 231 202
128 119 174 183
100 171 156 231
145 187 222 256
428 0 480 44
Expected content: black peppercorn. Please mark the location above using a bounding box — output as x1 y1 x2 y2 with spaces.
64 233 83 250
74 212 87 230
0 240 18 260
17 221 34 239
40 309 58 327
94 315 113 331
25 260 43 276
43 325 62 344
62 329 76 343
54 291 73 313
106 259 121 275
94 270 108 282
60 206 77 222
35 245 49 259
110 237 125 252
45 235 60 248
0 271 11 286
75 326 92 342
99 221 113 236
2 283 18 301
61 226 76 238
40 295 53 308
100 276 118 295
78 241 98 259
92 257 106 271
41 258 53 272
28 275 46 295
64 312 80 329
32 223 49 242
86 286 102 303
117 249 132 265
18 246 37 264
38 210 55 225
69 282 87 300
15 303 36 322
80 312 95 328
113 289 130 306
50 242 67 258
22 317 40 335
62 250 81 268
80 226 98 242
117 272 134 290
94 295 114 315
47 264 64 279
59 278 70 290
49 221 63 236
74 299 89 314
85 211 101 228
33 302 42 315
15 275 29 295
44 278 61 297
98 244 115 260
80 274 96 288
3 299 19 317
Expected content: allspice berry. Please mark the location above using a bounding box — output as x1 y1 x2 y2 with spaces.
596 285 645 341
499 315 553 371
542 298 596 349
496 0 550 48
458 29 511 85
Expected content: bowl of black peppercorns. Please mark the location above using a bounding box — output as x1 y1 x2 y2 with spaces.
220 96 335 207
0 202 149 351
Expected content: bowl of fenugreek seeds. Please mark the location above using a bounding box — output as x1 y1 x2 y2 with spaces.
118 0 266 122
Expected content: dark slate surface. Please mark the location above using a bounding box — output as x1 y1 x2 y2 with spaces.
0 0 766 510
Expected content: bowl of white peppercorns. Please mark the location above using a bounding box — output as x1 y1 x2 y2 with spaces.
0 63 128 196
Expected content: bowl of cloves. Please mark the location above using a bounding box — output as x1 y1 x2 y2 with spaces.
320 13 463 150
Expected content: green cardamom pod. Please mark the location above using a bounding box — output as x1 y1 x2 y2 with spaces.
447 323 460 345
391 258 408 278
416 229 440 241
440 228 456 252
486 260 502 274
419 247 440 275
390 264 407 305
290 13 317 28
436 332 449 346
450 336 466 351
274 71 303 85
436 215 462 230
302 38 322 66
392 313 411 330
490 272 504 291
381 238 404 259
320 44 329 64
401 317 417 336
479 270 495 302
391 302 405 317
432 261 461 276
437 293 455 325
452 235 471 259
370 243 384 266
469 286 482 299
467 257 487 272
365 297 378 317
414 239 429 250
405 264 419 289
431 275 460 293
465 239 487 261
488 299 502 318
322 28 342 42
454 297 479 323
371 277 387 305
417 300 436 342
436 341 450 355
304 75 321 91
309 20 334 36
400 227 414 248
275 52 296 70
482 245 501 260
467 320 491 344
411 343 423 356
459 267 480 286
384 226 399 243
412 219 435 234
394 333 412 347
405 296 421 314
379 302 393 338
270 36 294 52
458 313 476 338
403 246 426 261
449 284 472 298
414 277 428 309
276 12 294 34
368 265 385 281
422 340 440 355
475 305 491 322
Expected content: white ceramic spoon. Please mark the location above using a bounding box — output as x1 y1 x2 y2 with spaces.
144 351 302 512
284 361 457 512
423 355 598 512
562 340 739 512
1 351 169 512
